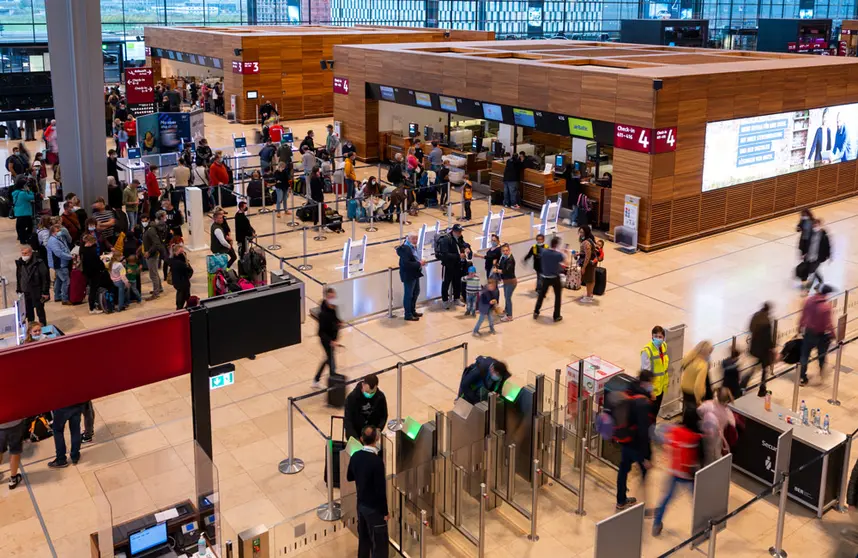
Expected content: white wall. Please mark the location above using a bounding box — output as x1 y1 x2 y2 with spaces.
379 101 447 136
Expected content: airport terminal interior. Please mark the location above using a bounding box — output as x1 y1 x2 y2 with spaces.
5 5 858 558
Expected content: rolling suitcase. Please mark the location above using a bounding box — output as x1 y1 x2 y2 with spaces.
324 416 346 489
593 267 607 296
565 265 582 290
327 372 346 407
69 268 86 304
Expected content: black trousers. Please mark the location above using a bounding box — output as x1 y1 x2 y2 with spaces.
87 277 99 311
315 339 335 382
23 293 47 324
357 507 389 558
441 264 462 302
534 276 562 319
226 247 237 268
176 286 191 310
652 392 664 419
16 215 33 243
464 200 472 220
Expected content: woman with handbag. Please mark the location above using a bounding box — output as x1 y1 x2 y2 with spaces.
495 243 517 322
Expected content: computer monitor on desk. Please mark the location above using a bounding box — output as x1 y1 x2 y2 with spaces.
129 522 173 557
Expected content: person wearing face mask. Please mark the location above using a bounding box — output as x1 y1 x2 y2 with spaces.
312 287 343 389
495 243 517 322
641 325 670 418
347 425 389 558
344 374 389 441
396 233 426 322
679 340 713 430
15 244 50 324
484 233 502 280
458 356 510 405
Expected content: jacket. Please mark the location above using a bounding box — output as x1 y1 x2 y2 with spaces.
438 234 463 267
680 356 709 405
523 243 547 273
477 287 498 314
347 447 388 515
47 234 73 270
484 245 502 275
748 309 774 362
800 294 835 335
11 189 34 218
495 254 516 281
209 162 230 187
503 157 522 182
617 381 654 459
396 242 423 282
344 382 389 441
458 356 510 405
195 145 213 166
15 256 50 299
317 301 341 344
235 212 255 245
309 175 325 203
62 213 81 244
142 224 166 259
663 425 702 479
167 254 193 289
145 171 161 198
80 245 105 281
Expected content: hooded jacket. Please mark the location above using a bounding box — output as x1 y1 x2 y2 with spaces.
344 382 389 441
459 356 510 404
396 242 423 282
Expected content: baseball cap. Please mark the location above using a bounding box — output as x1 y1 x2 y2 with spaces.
468 266 476 273
451 224 463 232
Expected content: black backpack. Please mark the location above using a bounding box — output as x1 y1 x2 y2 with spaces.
387 163 402 184
28 414 53 442
434 231 450 260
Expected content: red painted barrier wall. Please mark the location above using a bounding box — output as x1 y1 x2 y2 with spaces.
0 312 192 423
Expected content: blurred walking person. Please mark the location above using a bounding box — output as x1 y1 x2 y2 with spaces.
313 287 342 389
651 414 702 537
749 302 775 396
799 284 835 386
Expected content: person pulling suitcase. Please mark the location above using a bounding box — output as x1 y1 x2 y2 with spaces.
313 287 342 390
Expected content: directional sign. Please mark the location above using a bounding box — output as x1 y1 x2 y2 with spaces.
209 371 235 390
614 123 652 154
125 67 154 105
333 76 350 95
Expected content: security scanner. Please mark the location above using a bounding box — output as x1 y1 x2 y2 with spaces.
417 221 442 260
535 195 562 237
475 209 505 250
337 235 368 280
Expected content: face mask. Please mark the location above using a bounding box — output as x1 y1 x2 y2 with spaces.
31 334 41 340
644 384 653 394
491 241 498 247
88 226 96 232
363 390 375 399
21 255 31 262
489 373 501 382
73 206 80 212
579 235 585 242
327 297 337 306
141 221 149 228
652 338 663 347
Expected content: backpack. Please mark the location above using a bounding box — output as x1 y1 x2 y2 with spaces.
577 193 591 213
97 287 115 314
434 232 451 260
237 278 254 290
600 390 647 443
387 164 402 184
225 269 242 292
214 269 229 295
28 415 53 442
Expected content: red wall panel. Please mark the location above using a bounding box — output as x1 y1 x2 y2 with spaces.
0 312 192 423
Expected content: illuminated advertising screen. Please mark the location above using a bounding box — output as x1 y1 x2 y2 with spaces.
439 96 457 112
415 92 432 108
380 86 396 102
482 103 503 121
513 108 535 128
702 103 858 192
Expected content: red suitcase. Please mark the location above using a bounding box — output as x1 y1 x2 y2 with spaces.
69 268 86 305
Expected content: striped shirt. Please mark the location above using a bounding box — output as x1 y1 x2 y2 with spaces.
464 275 481 295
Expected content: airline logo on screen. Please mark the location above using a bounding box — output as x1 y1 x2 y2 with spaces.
569 118 594 139
333 77 350 95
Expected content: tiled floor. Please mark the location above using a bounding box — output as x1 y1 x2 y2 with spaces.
2 113 858 557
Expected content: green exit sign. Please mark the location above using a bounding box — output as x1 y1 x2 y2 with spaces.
210 371 235 390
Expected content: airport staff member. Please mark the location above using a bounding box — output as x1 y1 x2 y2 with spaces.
641 325 669 417
344 373 389 441
347 426 389 558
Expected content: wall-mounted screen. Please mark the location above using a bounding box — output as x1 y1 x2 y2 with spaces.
702 103 858 192
482 103 503 121
439 96 457 112
380 86 396 102
513 108 535 128
246 90 258 99
415 92 432 108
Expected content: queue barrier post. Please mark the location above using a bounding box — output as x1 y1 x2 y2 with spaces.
313 202 327 242
829 320 845 406
530 212 535 239
225 540 233 558
459 185 466 222
529 459 540 541
447 184 453 228
317 438 343 521
399 211 404 243
507 443 516 501
218 185 223 209
576 435 587 516
791 361 801 413
267 207 281 251
367 198 378 232
387 268 394 318
286 188 299 227
478 482 487 558
351 217 356 240
769 473 789 557
388 362 404 432
707 519 718 558
419 510 427 558
837 435 852 513
278 398 305 474
297 228 313 271
574 359 585 468
463 342 469 372
258 181 271 214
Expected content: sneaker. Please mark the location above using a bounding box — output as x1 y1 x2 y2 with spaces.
489 329 497 335
472 331 482 337
454 300 465 307
553 316 563 323
62 301 73 306
310 381 323 390
500 315 512 322
47 459 69 469
81 433 94 444
533 312 539 320
8 473 22 490
800 377 809 386
512 204 521 210
405 316 419 322
652 522 663 537
89 309 100 315
616 497 637 511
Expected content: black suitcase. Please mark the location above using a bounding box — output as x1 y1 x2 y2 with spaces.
593 267 607 296
298 202 317 222
327 372 346 407
324 416 346 488
49 195 59 216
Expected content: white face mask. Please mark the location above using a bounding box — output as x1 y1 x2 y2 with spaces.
31 334 41 341
88 226 96 232
141 222 149 228
73 206 80 211
21 255 31 262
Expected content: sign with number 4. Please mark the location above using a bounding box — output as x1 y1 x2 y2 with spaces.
653 127 678 153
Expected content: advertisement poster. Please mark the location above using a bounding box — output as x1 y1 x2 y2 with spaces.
158 112 190 153
190 109 205 143
137 114 160 155
623 195 640 231
702 103 858 191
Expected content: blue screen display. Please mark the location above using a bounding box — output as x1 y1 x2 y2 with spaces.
513 108 535 128
127 148 141 160
129 523 167 556
482 103 503 121
380 86 396 101
234 137 247 149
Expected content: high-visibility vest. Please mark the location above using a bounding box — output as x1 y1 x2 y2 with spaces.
643 341 669 396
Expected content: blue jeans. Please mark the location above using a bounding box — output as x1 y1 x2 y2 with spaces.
654 476 693 526
54 267 70 302
616 445 648 505
466 293 477 315
276 188 285 212
800 329 831 380
346 178 356 199
114 280 142 310
127 210 137 230
502 281 516 317
474 310 495 334
403 278 420 319
503 181 518 206
52 404 83 464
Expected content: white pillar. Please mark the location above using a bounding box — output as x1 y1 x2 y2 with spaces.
45 0 107 207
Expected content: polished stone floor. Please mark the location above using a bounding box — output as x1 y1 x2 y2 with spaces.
1 113 858 557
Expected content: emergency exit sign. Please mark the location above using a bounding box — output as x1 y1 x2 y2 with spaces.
210 371 235 390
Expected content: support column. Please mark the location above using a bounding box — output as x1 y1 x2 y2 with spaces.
45 0 107 207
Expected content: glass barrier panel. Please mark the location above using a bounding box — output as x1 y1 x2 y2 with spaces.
270 505 356 558
92 473 114 558
774 308 803 348
458 438 485 539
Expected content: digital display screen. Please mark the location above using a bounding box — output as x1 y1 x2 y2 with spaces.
408 122 418 137
439 96 457 112
234 137 247 149
246 90 258 99
283 133 294 143
482 103 503 121
513 108 535 128
129 523 167 556
415 92 432 108
555 155 564 168
380 86 396 102
702 103 858 191
127 147 141 160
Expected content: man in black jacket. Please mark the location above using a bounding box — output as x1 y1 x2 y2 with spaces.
313 287 342 388
235 202 255 258
347 426 389 558
803 218 831 293
16 244 50 324
503 152 523 209
615 369 654 511
436 159 451 207
344 374 389 441
458 356 510 404
396 233 425 321
439 224 465 309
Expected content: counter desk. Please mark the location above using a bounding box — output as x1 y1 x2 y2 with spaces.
729 394 847 517
381 132 489 174
489 161 565 209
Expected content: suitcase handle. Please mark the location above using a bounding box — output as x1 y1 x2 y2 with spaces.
330 415 345 442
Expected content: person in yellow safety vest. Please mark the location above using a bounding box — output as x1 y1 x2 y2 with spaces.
641 325 669 417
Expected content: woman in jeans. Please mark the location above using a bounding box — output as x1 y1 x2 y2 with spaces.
495 243 517 322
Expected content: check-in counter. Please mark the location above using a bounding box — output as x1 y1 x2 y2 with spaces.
382 132 489 174
489 160 565 209
581 180 612 230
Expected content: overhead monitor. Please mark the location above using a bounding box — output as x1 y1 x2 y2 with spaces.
380 86 396 102
129 523 167 556
439 95 457 112
127 147 142 160
246 90 258 99
702 102 858 192
482 103 503 121
415 92 432 108
233 137 247 149
513 108 536 128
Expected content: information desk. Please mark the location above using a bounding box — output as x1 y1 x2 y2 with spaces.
489 161 565 208
730 394 846 517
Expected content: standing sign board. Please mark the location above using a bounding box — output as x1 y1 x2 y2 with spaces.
623 195 640 232
125 67 155 115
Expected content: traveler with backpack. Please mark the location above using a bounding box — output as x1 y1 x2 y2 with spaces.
0 416 26 489
344 374 389 441
438 224 466 309
15 244 50 324
680 341 713 429
523 234 548 292
613 369 655 511
641 326 670 418
799 284 836 386
396 233 426 322
458 356 510 405
651 413 703 536
577 225 598 303
313 287 343 389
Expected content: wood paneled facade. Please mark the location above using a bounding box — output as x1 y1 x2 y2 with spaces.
145 26 493 124
332 40 858 250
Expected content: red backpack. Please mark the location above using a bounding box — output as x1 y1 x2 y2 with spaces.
214 269 229 296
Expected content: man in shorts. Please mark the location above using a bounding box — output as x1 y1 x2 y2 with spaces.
0 418 26 489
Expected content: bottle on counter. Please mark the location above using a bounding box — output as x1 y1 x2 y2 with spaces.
824 414 830 433
810 407 817 426
814 409 822 428
800 400 807 424
765 390 772 411
198 534 207 557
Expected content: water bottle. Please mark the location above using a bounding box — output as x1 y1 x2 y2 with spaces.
198 534 206 557
800 400 807 425
810 408 817 426
814 409 822 428
824 414 830 433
